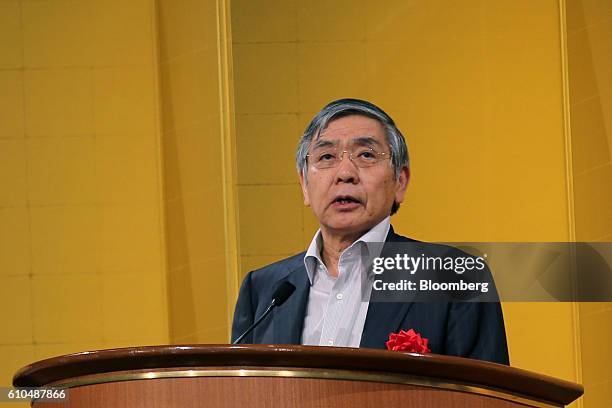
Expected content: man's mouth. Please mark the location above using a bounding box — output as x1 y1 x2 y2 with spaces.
331 195 362 208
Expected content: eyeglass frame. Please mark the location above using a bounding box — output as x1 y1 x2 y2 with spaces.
305 144 391 169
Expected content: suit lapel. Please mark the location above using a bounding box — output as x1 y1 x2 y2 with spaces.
360 301 414 348
273 264 310 344
360 226 415 348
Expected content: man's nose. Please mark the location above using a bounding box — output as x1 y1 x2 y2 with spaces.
335 151 360 184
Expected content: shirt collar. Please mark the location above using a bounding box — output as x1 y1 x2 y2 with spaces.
303 216 391 284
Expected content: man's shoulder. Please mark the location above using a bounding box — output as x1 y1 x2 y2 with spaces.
387 227 418 243
247 252 306 282
387 228 481 258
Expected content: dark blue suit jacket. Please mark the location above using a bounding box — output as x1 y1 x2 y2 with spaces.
231 227 510 365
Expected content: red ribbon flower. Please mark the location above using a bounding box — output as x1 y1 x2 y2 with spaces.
386 329 431 353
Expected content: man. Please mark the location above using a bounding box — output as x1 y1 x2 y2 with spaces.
231 98 509 365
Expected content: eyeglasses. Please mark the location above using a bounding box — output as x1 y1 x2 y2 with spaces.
306 146 390 169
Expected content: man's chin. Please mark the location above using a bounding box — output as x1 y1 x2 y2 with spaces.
321 217 374 237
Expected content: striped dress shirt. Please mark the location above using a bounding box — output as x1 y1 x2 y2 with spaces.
301 217 390 347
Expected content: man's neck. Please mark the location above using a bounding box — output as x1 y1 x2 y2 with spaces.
319 228 365 278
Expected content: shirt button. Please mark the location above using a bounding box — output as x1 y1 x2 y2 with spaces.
336 293 344 300
328 340 334 346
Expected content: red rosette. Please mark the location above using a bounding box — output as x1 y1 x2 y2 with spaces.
385 329 431 353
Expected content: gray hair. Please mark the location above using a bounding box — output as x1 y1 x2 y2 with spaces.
296 98 410 214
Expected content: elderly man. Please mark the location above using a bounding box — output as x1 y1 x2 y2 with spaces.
231 99 509 365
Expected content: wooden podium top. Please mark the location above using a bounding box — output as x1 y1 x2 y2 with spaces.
13 344 583 407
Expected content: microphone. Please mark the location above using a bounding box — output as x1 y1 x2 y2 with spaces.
233 282 296 344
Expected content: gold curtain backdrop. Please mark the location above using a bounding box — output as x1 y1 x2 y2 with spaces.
0 1 610 407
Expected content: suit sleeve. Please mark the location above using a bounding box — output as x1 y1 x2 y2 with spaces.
445 301 510 365
231 271 256 343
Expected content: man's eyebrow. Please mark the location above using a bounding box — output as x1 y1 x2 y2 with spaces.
352 136 383 147
311 136 383 150
312 139 337 149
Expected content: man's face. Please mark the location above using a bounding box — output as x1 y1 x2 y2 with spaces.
299 114 409 237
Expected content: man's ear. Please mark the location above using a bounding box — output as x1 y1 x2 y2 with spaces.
394 166 410 204
298 171 310 207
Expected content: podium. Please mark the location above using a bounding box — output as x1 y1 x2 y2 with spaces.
13 344 583 407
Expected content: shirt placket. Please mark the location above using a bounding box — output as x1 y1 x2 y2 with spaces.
319 249 359 346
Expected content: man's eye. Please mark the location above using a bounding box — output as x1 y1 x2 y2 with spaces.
357 150 376 160
318 153 336 161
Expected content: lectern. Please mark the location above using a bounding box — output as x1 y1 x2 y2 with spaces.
13 344 583 407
